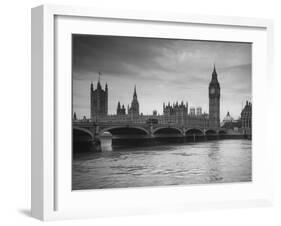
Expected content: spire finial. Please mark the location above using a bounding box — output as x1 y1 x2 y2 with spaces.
97 72 102 89
212 63 217 79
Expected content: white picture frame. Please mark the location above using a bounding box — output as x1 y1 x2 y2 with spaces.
31 4 274 221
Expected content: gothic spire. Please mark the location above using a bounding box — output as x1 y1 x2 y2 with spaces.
90 81 93 91
97 72 101 89
212 64 217 76
210 64 219 85
133 85 137 98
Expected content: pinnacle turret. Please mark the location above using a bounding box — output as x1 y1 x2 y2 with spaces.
90 72 108 120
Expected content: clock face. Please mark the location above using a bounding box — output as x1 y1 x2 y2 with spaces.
210 88 215 94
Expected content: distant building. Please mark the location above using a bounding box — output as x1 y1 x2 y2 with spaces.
163 101 188 116
190 107 195 116
196 107 202 116
90 76 108 121
241 101 252 134
128 86 140 117
222 111 233 124
73 112 77 121
221 111 241 129
86 66 221 129
163 101 188 125
209 65 220 128
116 102 126 115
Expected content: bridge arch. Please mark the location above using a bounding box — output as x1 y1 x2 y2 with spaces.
73 127 93 139
73 127 93 143
205 129 217 135
185 128 204 135
153 127 182 135
100 126 149 135
219 130 227 135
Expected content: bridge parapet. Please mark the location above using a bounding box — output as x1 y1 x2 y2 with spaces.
73 121 229 138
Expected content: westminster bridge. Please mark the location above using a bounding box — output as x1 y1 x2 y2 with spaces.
72 121 232 142
72 121 252 152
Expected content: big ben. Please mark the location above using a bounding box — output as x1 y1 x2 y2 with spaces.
209 65 220 128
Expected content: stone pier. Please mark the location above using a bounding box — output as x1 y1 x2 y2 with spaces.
99 132 113 151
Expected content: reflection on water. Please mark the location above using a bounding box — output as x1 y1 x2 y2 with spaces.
72 139 252 190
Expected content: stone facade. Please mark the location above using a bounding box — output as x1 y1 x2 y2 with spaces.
90 78 108 121
221 111 241 129
241 101 252 133
128 86 140 117
116 102 126 115
89 66 221 129
208 65 220 128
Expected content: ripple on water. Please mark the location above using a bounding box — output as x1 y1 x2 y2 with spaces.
72 140 252 190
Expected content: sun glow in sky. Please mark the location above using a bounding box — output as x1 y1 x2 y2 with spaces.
72 35 252 120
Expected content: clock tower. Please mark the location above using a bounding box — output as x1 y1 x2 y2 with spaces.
209 65 220 128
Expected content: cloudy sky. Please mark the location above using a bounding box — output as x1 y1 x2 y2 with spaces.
72 35 252 120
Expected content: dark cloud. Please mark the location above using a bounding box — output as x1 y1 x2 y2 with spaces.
72 35 251 119
73 35 171 79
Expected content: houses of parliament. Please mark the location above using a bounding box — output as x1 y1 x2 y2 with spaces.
88 65 221 129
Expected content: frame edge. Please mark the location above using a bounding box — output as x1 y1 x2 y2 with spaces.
31 5 44 221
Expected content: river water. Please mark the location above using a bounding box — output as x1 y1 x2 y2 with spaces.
72 139 252 190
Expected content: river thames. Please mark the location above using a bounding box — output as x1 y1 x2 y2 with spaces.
72 139 252 190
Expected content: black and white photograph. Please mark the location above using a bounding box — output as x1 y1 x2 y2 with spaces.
72 35 252 190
